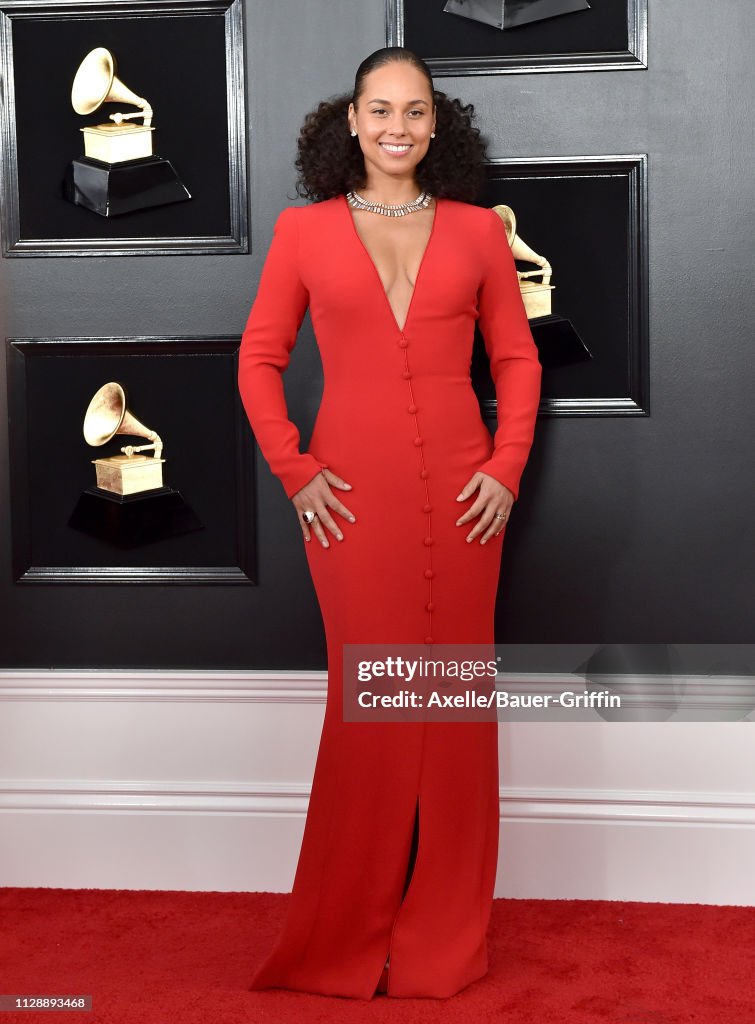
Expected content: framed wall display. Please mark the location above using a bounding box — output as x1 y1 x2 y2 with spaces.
6 336 258 584
386 0 647 75
471 154 648 417
0 0 248 256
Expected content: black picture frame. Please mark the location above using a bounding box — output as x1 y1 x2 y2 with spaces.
386 0 647 75
472 154 649 417
0 0 248 256
6 336 258 584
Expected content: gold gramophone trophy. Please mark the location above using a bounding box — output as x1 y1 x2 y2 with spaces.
63 47 191 217
84 381 165 495
492 203 554 319
491 203 591 369
68 382 202 549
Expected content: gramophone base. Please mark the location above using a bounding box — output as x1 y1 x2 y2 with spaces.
63 155 191 217
443 0 589 31
68 486 204 549
529 314 593 369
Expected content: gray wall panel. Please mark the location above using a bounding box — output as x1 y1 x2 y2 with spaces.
0 1 751 667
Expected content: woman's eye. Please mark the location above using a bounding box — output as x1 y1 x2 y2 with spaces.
370 108 424 116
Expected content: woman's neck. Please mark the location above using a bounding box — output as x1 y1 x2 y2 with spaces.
355 176 423 205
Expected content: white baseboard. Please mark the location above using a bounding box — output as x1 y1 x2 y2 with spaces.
1 670 753 905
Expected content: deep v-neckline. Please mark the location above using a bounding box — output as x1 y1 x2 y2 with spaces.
342 193 440 334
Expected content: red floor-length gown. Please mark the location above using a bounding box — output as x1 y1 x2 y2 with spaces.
237 194 542 999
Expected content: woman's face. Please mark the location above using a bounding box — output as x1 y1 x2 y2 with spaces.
347 62 436 184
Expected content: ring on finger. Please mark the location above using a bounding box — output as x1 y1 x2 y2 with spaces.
302 510 318 525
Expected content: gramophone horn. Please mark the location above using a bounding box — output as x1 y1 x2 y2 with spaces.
492 203 517 245
83 382 162 457
71 47 153 126
492 203 552 282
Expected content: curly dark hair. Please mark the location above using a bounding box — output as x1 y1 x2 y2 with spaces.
292 46 489 204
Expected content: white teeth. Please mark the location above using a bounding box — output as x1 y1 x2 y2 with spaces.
381 143 411 152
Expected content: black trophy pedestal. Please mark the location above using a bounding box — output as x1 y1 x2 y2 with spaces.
68 486 204 548
503 0 590 30
529 314 593 369
63 155 191 217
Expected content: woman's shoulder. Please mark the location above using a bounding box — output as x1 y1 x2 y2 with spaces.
269 198 342 242
439 196 498 228
279 196 343 222
437 198 504 252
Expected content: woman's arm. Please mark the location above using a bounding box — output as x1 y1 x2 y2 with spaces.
237 206 325 500
475 209 542 502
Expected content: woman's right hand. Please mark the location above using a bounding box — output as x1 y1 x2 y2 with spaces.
292 468 356 548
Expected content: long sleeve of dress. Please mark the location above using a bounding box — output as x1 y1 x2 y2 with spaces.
475 208 542 502
237 206 326 500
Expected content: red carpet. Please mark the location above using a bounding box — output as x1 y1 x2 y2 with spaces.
1 887 753 1023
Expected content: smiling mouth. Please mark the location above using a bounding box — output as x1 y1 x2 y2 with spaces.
380 142 413 154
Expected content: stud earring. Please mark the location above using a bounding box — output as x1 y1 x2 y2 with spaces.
350 129 357 137
430 132 436 138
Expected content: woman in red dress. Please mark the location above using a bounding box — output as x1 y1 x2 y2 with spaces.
237 46 542 999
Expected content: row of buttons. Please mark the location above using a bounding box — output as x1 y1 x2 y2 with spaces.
398 333 434 646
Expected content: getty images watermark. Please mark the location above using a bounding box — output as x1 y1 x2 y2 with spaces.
341 644 755 723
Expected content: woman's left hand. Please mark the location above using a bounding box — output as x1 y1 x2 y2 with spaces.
455 472 514 545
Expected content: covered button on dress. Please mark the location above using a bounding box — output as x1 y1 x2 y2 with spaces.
237 194 542 999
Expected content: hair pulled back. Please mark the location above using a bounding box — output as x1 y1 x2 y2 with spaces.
294 47 488 204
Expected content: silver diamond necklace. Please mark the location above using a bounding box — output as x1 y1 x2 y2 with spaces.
346 189 433 217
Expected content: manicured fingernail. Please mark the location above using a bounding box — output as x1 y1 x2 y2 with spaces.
455 519 462 526
456 494 464 500
322 540 329 547
348 516 356 523
466 536 472 543
336 533 343 541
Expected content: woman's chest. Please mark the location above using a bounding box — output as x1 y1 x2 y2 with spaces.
349 207 435 289
300 219 485 329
